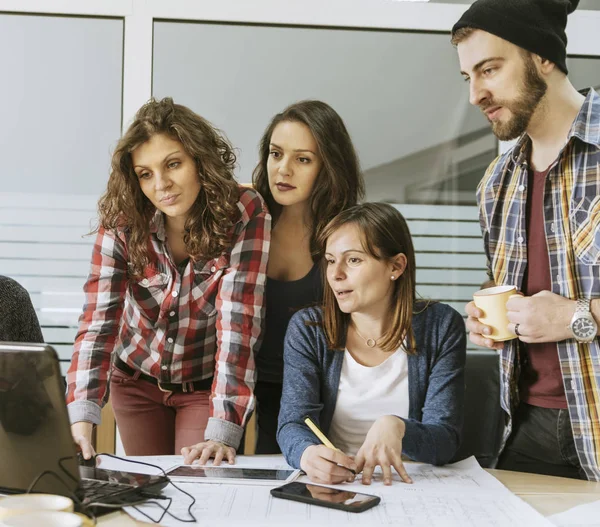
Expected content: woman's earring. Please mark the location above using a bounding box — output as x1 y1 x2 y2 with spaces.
391 276 396 280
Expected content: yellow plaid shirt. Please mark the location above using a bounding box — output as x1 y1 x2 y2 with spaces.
477 88 600 481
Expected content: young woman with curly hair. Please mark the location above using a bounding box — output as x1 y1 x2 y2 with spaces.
67 98 270 464
251 100 365 454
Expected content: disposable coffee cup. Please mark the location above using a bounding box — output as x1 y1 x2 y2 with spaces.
0 495 74 520
472 285 522 341
0 511 82 527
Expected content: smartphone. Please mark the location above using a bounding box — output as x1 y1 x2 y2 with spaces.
270 481 380 513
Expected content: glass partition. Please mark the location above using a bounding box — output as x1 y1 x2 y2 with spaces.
0 14 123 372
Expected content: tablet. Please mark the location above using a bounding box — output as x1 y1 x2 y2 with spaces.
165 466 300 485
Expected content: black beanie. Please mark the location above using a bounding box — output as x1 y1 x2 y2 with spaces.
451 0 579 74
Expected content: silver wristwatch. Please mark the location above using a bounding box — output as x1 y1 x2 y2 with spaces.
569 298 598 343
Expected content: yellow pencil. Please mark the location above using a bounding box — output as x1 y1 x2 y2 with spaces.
304 416 341 451
304 416 355 474
304 417 341 452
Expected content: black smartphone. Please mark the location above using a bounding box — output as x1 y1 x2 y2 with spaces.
270 481 380 513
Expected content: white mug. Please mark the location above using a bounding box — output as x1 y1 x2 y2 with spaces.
0 495 74 520
0 511 82 527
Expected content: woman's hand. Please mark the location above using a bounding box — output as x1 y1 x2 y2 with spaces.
355 415 412 485
300 445 357 485
71 421 96 460
181 440 236 466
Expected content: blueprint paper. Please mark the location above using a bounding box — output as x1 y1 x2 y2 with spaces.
122 456 554 526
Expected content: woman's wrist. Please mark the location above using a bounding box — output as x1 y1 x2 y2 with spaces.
300 445 317 472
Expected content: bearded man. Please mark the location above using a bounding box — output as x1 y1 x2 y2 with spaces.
453 0 600 481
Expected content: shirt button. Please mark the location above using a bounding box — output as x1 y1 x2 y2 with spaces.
161 365 168 371
517 236 524 243
556 274 561 282
172 291 179 298
167 337 174 344
141 278 149 286
518 184 525 192
551 223 555 233
169 311 176 317
570 380 576 390
210 266 216 273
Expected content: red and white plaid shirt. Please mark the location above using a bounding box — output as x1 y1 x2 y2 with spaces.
66 187 270 448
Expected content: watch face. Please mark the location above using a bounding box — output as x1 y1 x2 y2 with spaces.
572 317 597 341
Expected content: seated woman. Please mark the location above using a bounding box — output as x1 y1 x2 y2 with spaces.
277 203 466 486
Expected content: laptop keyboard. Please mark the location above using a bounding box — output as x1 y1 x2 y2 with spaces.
78 478 135 504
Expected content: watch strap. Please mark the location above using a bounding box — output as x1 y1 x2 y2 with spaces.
576 297 591 314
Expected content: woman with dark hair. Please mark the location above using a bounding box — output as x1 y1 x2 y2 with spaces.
278 203 466 485
67 98 270 464
251 100 365 453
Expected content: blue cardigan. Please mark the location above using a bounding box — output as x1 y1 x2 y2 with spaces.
277 302 466 469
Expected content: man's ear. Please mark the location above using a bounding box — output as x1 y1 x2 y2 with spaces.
535 55 556 75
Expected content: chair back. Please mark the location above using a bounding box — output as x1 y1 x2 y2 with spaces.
454 350 505 468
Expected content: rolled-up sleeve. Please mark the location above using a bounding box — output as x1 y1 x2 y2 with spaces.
204 189 271 449
66 227 128 425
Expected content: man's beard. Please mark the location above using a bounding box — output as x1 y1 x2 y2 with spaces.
482 55 548 141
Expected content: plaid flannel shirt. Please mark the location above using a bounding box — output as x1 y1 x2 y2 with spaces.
477 88 600 480
66 187 270 449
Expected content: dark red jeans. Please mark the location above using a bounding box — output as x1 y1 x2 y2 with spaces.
110 366 210 455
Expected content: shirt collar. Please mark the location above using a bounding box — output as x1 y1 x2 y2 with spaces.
509 87 600 164
149 209 167 241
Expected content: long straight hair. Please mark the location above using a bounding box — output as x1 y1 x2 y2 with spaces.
252 100 364 258
318 203 419 354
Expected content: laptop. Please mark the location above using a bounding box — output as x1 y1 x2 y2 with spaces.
0 342 168 512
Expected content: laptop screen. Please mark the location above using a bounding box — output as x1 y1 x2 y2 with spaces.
0 342 80 496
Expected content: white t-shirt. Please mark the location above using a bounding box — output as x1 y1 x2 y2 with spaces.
328 346 409 456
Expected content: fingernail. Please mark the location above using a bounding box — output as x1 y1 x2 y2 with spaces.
385 479 391 485
364 479 370 485
483 327 491 335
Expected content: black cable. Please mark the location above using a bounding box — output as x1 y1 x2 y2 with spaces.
97 452 197 523
25 468 97 525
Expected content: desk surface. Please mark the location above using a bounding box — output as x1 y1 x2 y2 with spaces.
98 468 600 526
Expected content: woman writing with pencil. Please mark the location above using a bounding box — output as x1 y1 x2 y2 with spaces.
277 203 466 485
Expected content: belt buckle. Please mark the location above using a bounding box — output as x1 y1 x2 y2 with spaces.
157 381 172 394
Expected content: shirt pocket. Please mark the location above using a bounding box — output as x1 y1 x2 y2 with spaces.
191 254 230 318
127 271 169 323
570 195 600 265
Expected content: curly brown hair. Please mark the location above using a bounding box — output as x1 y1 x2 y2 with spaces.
98 97 240 277
252 100 364 258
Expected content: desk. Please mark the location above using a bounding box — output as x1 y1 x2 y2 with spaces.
98 469 600 526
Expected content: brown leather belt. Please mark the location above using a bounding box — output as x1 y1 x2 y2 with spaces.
113 357 213 393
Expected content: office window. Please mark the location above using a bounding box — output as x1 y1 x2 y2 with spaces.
153 22 492 344
153 22 492 204
0 14 123 372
